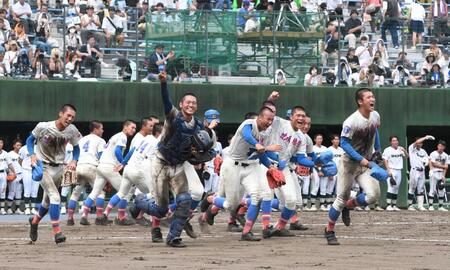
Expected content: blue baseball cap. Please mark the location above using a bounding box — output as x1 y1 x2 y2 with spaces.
204 109 220 123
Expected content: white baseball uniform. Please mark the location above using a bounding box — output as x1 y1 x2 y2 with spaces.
428 150 448 198
332 110 381 212
382 146 405 194
301 134 313 204
204 141 223 193
0 150 12 202
7 151 23 202
327 145 344 197
19 145 40 202
408 144 429 195
32 121 81 208
312 145 329 201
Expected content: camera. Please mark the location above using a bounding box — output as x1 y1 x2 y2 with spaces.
38 53 45 60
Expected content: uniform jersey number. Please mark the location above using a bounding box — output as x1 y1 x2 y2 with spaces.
138 143 149 154
82 140 90 152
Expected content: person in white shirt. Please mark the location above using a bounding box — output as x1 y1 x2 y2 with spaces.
327 134 344 210
428 140 448 211
11 0 32 34
0 138 16 215
355 35 372 69
101 6 125 47
408 0 426 49
382 136 408 211
19 142 40 215
304 65 322 86
80 5 103 45
311 134 329 211
6 140 24 214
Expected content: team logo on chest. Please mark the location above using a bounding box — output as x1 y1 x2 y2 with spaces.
280 133 301 147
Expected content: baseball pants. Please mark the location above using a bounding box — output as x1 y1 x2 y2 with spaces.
273 167 300 210
387 169 402 195
0 172 7 199
118 163 152 199
409 168 425 195
429 171 446 198
87 164 123 201
23 169 39 199
40 164 64 208
7 173 23 200
71 164 103 201
183 162 204 202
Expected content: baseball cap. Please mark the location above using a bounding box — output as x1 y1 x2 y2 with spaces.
204 109 220 124
243 0 250 6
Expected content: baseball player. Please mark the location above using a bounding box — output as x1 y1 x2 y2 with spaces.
27 104 82 244
407 135 433 211
6 139 24 214
300 115 314 211
312 134 329 211
130 72 215 247
0 139 17 215
81 120 136 226
203 109 222 194
325 88 387 245
327 134 344 210
66 121 106 226
428 140 448 211
60 143 73 215
19 142 40 215
199 106 282 241
382 136 408 211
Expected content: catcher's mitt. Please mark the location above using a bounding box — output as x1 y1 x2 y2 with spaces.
61 168 77 187
103 182 113 193
266 167 286 189
295 165 310 176
6 173 16 182
213 156 223 175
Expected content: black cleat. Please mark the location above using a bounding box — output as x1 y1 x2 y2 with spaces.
227 222 243 232
151 227 163 243
115 217 136 226
262 226 273 239
205 205 218 226
183 221 198 238
342 207 351 227
67 218 75 226
289 221 308 231
324 228 340 245
241 232 261 241
166 237 186 248
29 217 38 242
233 205 247 227
269 228 295 237
200 192 214 213
54 232 66 244
80 217 91 226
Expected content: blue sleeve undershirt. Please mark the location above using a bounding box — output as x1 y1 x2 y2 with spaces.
72 145 80 161
296 154 315 168
115 146 125 164
374 129 381 151
26 134 35 155
242 124 259 146
340 136 364 162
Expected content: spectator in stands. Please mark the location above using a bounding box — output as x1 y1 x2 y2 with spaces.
173 70 192 83
420 53 437 78
3 40 19 75
355 35 372 68
304 65 322 86
372 39 390 73
102 6 125 47
12 0 33 34
143 43 174 81
88 0 105 13
0 9 11 30
65 51 82 79
0 18 11 50
66 23 82 52
429 0 448 38
275 69 286 86
392 63 417 86
0 51 6 76
151 3 167 27
322 27 339 68
368 50 387 86
344 9 362 49
66 0 81 26
79 35 103 78
381 0 400 49
363 0 382 33
426 63 445 87
13 22 29 48
395 51 413 70
238 0 259 33
346 47 360 74
31 47 48 80
256 0 269 10
437 49 449 83
138 1 149 32
335 57 354 86
326 0 343 11
408 0 426 50
48 48 63 78
34 4 52 55
425 39 443 61
215 0 231 10
80 5 102 45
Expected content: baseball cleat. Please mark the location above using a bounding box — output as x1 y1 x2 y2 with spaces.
231 206 246 227
95 215 113 225
67 218 75 226
29 217 38 242
183 221 198 238
0 208 6 215
375 206 384 211
80 217 91 226
320 205 328 212
200 192 214 213
198 215 210 234
269 228 295 237
135 217 151 227
31 208 38 215
364 206 371 211
393 206 401 211
151 227 163 243
417 206 427 211
54 232 66 244
341 207 351 227
60 206 67 215
262 225 273 239
438 207 448 212
324 228 340 245
227 222 243 232
115 217 136 226
408 205 417 211
386 205 394 211
24 208 31 215
355 206 363 211
309 205 318 211
16 209 25 215
7 208 13 215
428 206 435 211
205 205 217 226
241 232 261 241
289 221 308 231
166 237 186 248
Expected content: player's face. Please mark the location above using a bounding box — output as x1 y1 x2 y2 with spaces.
391 138 399 148
0 140 3 150
359 91 375 112
94 124 104 137
125 123 137 137
180 95 197 116
59 108 76 128
257 111 275 131
13 142 22 151
315 135 323 146
332 137 339 146
438 144 446 152
302 117 311 133
290 109 306 131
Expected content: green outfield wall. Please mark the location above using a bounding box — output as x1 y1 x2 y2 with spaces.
1 80 450 207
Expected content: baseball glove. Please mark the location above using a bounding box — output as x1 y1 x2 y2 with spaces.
6 173 16 182
213 156 223 175
389 176 396 186
61 168 77 187
437 180 445 190
295 165 310 176
103 182 113 193
266 167 286 189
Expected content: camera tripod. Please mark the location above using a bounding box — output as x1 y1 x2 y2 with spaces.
275 2 306 32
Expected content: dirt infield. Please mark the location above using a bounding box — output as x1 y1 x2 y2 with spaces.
1 211 449 270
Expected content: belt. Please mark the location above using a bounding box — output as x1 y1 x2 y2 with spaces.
234 161 250 167
43 162 62 167
0 170 5 173
413 167 424 172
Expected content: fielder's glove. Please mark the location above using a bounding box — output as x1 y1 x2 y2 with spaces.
213 156 223 175
266 167 286 189
6 173 16 182
389 176 396 186
437 180 445 190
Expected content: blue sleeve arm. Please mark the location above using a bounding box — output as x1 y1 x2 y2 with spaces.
307 152 317 162
72 145 80 161
266 151 279 161
26 134 35 155
161 82 173 115
374 129 381 151
115 146 124 164
296 154 315 168
242 124 259 146
258 152 273 168
122 147 135 165
341 137 364 162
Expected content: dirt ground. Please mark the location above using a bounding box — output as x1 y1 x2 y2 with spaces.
0 211 449 270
